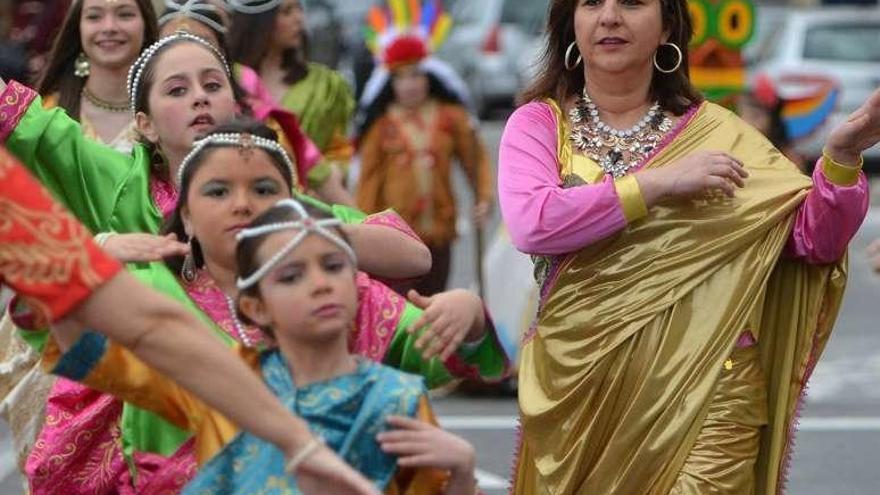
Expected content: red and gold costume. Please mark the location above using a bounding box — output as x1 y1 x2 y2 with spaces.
0 146 120 323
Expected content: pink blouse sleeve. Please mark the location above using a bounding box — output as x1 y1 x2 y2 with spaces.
784 157 869 264
498 102 640 255
237 64 277 121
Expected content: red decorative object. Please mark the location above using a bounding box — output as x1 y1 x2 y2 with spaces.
382 35 429 69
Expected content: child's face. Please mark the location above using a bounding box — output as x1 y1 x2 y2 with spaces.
248 232 358 344
391 65 430 109
271 0 305 51
136 43 237 159
182 147 289 269
80 0 145 71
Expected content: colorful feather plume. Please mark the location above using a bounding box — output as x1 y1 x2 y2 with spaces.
364 0 453 63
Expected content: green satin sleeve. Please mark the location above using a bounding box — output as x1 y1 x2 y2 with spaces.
17 326 48 352
4 97 142 234
383 303 509 389
280 63 354 152
305 159 333 190
295 192 368 224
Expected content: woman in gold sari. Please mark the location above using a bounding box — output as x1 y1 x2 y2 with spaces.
498 0 880 493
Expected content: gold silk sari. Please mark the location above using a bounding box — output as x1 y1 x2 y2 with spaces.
513 100 847 494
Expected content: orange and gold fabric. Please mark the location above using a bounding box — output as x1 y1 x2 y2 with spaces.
357 100 493 246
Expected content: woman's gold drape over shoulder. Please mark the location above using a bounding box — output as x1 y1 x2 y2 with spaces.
513 101 846 494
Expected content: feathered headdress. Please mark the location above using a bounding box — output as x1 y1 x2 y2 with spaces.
356 0 476 139
364 0 453 68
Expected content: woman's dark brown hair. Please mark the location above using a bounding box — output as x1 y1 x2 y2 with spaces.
162 119 295 277
234 201 352 336
37 0 159 120
519 0 703 115
227 4 310 86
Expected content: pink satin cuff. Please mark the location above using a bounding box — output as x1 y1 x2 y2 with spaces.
784 157 869 264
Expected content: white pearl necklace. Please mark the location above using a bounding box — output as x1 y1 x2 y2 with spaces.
225 294 256 348
584 94 660 139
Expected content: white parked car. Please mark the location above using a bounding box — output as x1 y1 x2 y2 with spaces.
751 7 880 170
435 0 548 117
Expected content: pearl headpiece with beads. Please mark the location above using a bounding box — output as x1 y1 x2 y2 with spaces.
176 132 298 187
127 31 231 113
235 199 357 290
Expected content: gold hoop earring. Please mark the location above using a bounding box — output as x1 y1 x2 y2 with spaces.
565 41 582 71
653 42 682 74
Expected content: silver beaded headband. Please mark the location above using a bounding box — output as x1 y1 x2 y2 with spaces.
225 0 282 14
126 31 231 113
159 0 228 34
236 199 357 290
176 132 298 186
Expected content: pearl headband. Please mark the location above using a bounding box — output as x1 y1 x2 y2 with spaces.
176 132 298 187
236 199 357 290
127 31 231 113
159 0 228 34
225 0 282 14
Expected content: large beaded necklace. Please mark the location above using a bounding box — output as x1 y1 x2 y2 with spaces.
569 88 672 178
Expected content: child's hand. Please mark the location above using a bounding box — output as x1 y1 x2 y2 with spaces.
377 415 476 477
102 233 189 263
406 289 485 361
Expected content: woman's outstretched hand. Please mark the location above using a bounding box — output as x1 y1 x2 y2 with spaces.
826 88 880 166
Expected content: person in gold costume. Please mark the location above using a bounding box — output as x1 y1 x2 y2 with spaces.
498 0 880 493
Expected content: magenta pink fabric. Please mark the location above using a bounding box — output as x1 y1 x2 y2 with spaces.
498 101 868 263
182 269 268 348
25 379 128 495
118 440 196 495
0 81 36 142
783 157 869 263
350 272 408 361
150 176 177 220
362 209 423 243
236 65 277 121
